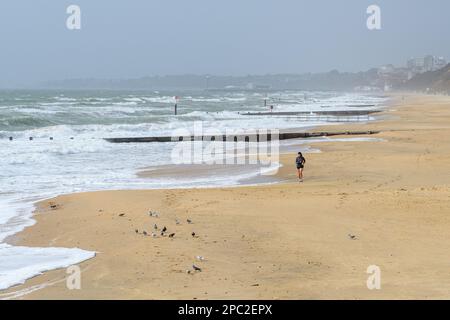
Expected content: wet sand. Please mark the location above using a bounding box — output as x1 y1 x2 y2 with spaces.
2 94 450 299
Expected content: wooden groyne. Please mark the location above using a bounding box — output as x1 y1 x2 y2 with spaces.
105 130 380 143
242 110 381 116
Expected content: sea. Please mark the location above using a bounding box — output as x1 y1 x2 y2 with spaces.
0 89 387 292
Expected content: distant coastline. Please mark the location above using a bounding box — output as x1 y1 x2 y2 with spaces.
32 64 449 95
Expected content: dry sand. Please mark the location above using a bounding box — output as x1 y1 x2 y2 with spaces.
2 94 450 299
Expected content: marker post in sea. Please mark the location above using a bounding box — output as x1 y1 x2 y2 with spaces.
174 96 180 115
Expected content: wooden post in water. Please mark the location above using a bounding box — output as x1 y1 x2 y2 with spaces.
174 96 179 115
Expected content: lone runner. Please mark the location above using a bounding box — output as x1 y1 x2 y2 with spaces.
296 152 306 182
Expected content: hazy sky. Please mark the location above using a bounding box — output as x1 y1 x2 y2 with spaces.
0 0 449 87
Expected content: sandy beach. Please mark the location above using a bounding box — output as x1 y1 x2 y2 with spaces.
2 94 450 299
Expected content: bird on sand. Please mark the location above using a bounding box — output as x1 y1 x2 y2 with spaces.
153 224 158 230
175 219 180 225
151 232 157 238
162 226 167 233
143 231 148 236
187 219 192 224
191 232 196 238
196 256 205 261
149 211 159 217
348 234 357 240
135 229 139 234
168 233 175 238
192 264 202 272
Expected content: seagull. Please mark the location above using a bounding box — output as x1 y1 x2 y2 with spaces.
143 231 148 236
191 232 196 238
168 233 175 238
149 211 159 217
151 232 157 238
135 229 139 234
153 224 158 230
119 213 125 217
348 234 357 240
160 231 165 237
162 226 167 233
192 264 202 272
196 256 205 261
175 219 180 225
187 219 193 224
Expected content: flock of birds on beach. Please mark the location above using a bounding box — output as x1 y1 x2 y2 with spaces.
134 210 204 274
129 209 359 276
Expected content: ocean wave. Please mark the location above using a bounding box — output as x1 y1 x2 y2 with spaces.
141 96 176 103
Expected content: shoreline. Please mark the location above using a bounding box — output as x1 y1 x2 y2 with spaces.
3 93 450 299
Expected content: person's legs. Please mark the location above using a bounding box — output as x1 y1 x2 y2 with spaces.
297 168 301 179
299 168 303 180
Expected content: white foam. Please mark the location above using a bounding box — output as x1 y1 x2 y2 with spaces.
0 243 95 290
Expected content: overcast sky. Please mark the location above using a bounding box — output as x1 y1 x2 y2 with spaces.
0 0 449 87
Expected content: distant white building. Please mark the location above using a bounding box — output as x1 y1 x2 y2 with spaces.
407 57 425 72
407 55 447 74
434 56 447 70
424 55 434 72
